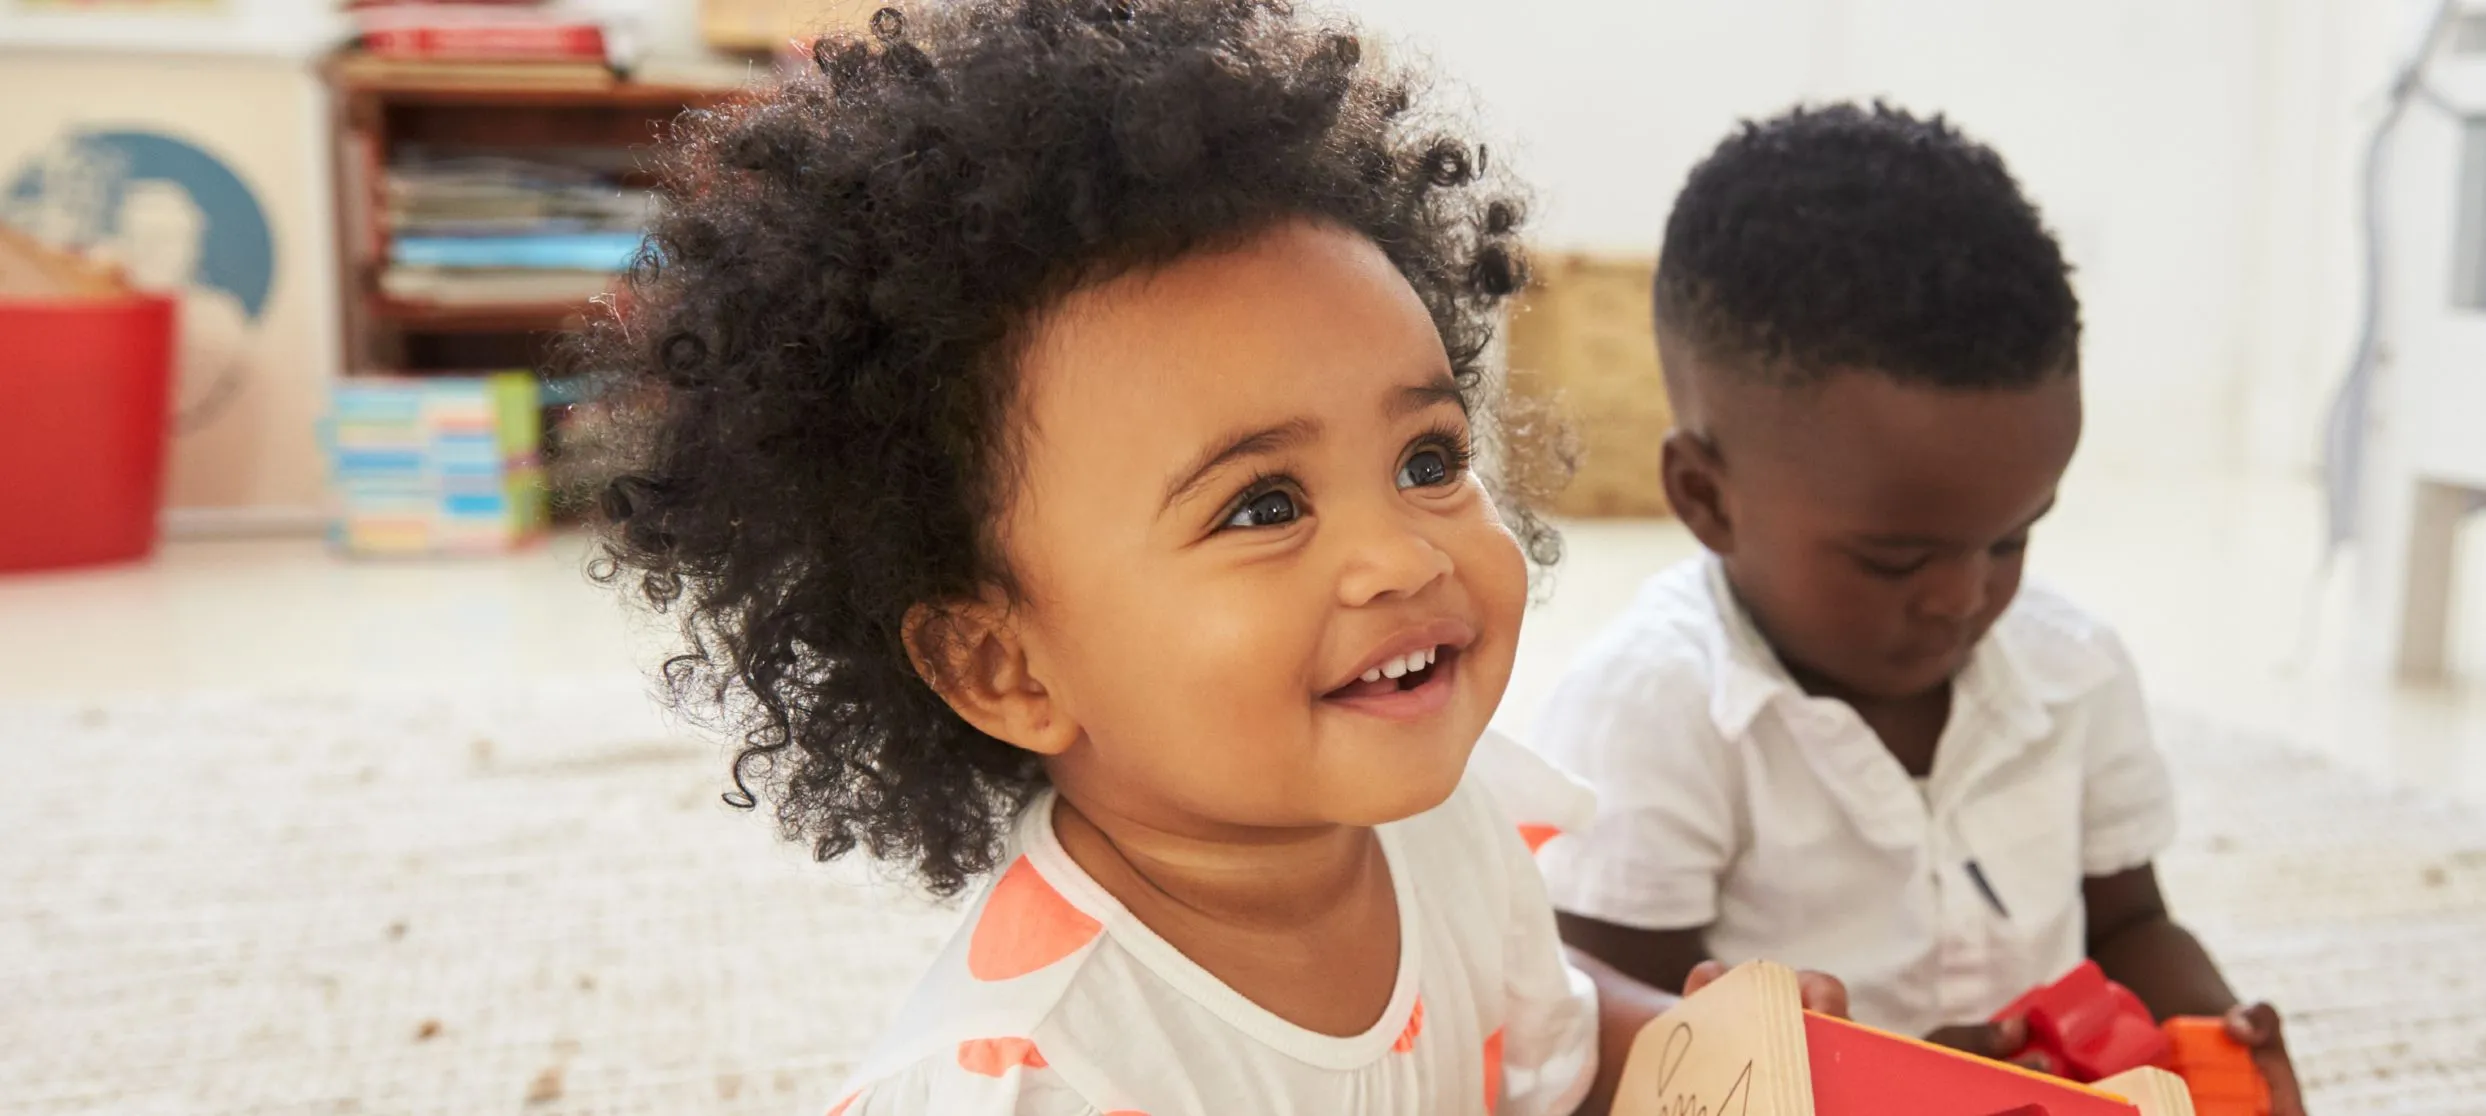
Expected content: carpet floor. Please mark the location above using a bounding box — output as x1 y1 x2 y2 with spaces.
3 682 2479 1113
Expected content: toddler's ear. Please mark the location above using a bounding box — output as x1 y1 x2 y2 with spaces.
1661 428 1735 555
902 596 1080 758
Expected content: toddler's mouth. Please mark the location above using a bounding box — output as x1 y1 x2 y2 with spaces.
1323 644 1460 702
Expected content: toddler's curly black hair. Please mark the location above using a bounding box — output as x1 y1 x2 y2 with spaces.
1655 102 2081 390
575 0 1553 895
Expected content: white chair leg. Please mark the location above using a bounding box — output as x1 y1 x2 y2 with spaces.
2395 478 2468 683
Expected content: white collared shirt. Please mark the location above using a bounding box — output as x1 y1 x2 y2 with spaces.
1531 557 2176 1038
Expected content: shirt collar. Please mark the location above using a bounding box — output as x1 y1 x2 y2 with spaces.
1700 556 1803 740
1698 555 2121 744
1972 583 2122 739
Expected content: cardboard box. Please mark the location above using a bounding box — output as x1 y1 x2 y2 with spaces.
701 0 875 52
1504 252 1673 518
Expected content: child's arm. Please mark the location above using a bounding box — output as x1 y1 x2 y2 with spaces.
1568 947 1683 1116
2086 863 2307 1116
2085 864 2234 1015
1555 912 1712 997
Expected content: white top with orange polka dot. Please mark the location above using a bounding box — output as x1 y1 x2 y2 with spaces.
1531 556 2177 1039
824 731 1601 1116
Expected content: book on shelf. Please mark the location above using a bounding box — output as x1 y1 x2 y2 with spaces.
349 0 634 66
362 23 608 62
390 231 643 271
387 153 656 237
334 52 616 90
381 266 617 306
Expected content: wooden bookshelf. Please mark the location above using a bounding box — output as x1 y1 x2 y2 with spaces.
325 56 746 374
368 296 609 334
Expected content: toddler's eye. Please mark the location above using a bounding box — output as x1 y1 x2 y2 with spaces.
1397 448 1454 490
1223 488 1301 529
1855 554 1928 580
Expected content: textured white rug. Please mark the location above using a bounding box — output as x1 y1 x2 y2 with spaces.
0 682 2479 1114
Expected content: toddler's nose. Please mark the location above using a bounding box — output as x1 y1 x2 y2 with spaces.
1916 552 1992 622
1336 519 1453 607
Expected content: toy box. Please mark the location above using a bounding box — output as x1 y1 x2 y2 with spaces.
1613 962 2196 1116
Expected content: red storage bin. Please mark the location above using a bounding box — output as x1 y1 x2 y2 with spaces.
0 294 178 572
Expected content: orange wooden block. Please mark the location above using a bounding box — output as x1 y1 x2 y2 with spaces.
2161 1017 2270 1116
1613 962 2196 1116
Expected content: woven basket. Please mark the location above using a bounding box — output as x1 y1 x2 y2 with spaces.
1505 253 1673 519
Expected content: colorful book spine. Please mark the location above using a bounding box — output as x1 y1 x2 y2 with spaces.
328 372 548 556
362 23 609 62
390 232 644 272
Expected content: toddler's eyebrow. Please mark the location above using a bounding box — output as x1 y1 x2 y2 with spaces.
1855 497 2059 549
1161 417 1320 512
1391 375 1467 418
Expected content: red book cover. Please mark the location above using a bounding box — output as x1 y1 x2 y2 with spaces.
361 22 607 61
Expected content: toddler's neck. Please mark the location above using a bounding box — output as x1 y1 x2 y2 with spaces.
1050 791 1386 932
1049 790 1406 1038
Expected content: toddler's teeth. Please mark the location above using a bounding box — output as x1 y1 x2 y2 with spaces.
1382 657 1409 679
1360 668 1382 683
1425 646 1438 666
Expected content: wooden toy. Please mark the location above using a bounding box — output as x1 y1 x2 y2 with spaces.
1613 961 2195 1116
1994 961 2172 1083
2160 1017 2270 1116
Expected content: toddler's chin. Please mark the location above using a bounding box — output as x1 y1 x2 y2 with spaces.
1317 722 1481 828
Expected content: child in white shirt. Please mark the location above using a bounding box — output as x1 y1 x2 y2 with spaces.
1534 103 2306 1115
580 4 1839 1114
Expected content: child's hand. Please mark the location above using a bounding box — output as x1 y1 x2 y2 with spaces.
1923 1017 2056 1074
1684 959 1851 1018
2225 1002 2307 1116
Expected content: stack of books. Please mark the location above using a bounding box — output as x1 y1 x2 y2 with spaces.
380 151 651 307
339 0 634 87
328 372 549 555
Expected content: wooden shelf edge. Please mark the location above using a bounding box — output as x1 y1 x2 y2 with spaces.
328 59 748 107
370 296 606 332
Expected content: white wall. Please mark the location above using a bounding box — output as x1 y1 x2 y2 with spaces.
0 0 342 57
4 0 2437 485
1346 0 2434 480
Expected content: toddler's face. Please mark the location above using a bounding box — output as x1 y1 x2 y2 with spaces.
1000 220 1527 833
1704 370 2081 703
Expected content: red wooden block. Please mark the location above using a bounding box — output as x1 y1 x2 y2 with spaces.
1995 961 2172 1083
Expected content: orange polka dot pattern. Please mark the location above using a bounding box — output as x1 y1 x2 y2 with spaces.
957 1036 1049 1077
969 857 1104 982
